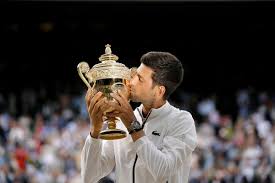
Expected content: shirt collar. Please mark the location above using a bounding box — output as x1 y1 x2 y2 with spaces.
138 100 171 120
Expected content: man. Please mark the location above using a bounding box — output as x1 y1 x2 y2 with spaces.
81 51 197 183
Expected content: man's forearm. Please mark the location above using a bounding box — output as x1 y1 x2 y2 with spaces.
81 133 116 183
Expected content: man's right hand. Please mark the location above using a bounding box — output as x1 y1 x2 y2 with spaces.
85 89 107 138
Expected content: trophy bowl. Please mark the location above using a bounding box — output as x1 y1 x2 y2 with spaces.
77 44 131 140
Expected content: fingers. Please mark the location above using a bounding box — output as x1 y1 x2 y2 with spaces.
108 100 122 112
110 91 127 106
89 91 103 111
101 104 114 115
90 96 106 117
85 88 97 107
105 111 120 118
117 89 128 101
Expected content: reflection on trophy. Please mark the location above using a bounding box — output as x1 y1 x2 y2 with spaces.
77 44 133 140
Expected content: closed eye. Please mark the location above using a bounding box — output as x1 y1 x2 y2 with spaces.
137 74 143 82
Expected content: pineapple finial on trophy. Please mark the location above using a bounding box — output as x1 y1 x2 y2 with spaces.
99 44 119 62
105 44 112 54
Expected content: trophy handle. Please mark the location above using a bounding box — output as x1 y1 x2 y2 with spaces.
111 82 125 92
77 62 95 90
111 82 131 102
111 67 137 92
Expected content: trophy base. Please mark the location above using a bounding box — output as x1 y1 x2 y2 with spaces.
99 129 127 140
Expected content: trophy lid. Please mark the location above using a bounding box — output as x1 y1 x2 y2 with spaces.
98 44 119 62
86 44 131 82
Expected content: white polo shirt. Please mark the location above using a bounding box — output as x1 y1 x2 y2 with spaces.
81 101 197 183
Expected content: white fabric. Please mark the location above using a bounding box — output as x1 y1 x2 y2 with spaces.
81 101 197 183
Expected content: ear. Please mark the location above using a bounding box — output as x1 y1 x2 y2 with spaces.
158 85 166 98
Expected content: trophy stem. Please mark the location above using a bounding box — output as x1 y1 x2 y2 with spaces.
108 117 116 129
99 117 127 140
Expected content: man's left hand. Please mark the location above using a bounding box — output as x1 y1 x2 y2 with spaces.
108 90 135 129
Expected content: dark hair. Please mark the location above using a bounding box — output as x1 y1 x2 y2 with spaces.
140 51 184 99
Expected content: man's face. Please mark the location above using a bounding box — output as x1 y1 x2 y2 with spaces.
129 64 158 105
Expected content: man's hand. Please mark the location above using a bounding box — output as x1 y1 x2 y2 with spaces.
85 89 108 138
107 89 145 142
107 90 135 129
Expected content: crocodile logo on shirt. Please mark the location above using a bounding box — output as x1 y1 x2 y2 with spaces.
152 130 160 136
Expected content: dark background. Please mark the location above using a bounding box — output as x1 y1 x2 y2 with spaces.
1 1 275 98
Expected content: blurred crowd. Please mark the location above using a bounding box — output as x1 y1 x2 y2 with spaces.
0 87 274 183
187 89 275 183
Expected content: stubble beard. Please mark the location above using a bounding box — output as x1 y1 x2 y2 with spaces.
129 91 139 103
130 90 155 107
130 89 143 103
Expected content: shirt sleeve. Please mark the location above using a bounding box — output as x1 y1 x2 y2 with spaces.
81 134 115 183
134 112 197 181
